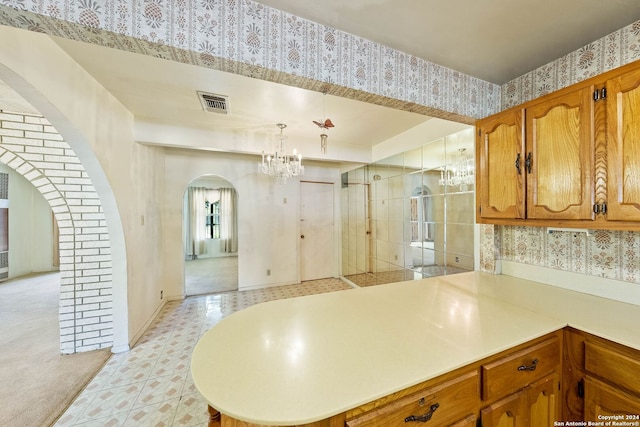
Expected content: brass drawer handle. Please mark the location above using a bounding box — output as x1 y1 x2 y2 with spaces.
517 358 538 371
405 403 439 423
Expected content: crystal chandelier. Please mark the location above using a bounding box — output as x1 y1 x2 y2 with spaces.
259 123 304 184
439 148 474 188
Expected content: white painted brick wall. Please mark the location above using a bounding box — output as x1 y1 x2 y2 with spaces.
0 111 113 354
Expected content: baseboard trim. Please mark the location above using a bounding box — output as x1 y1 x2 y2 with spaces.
111 344 130 354
128 298 169 349
239 280 298 291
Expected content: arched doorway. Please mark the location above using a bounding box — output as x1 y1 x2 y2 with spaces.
0 109 120 353
0 57 128 354
183 175 239 295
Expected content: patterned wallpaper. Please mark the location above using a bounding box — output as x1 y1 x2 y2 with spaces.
0 0 500 123
501 227 640 283
502 20 640 107
481 19 640 286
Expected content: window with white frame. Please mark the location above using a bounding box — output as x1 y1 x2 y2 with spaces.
205 200 220 239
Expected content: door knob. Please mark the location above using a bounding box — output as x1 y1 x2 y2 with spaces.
300 235 305 239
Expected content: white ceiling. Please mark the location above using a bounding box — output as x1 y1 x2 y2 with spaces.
2 1 640 164
50 35 437 162
257 0 640 84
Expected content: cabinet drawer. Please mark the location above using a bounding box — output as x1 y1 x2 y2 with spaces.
346 370 479 427
585 341 640 395
481 336 559 401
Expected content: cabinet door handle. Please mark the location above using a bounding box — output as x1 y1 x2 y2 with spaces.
517 358 538 371
525 152 533 174
514 153 522 174
405 403 439 423
594 203 608 215
577 378 585 398
593 87 607 101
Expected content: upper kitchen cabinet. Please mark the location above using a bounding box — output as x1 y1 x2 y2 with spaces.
476 85 595 222
525 86 595 220
606 66 640 221
476 108 525 219
477 59 640 230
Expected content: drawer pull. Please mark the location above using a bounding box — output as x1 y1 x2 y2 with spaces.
517 358 538 372
405 403 439 423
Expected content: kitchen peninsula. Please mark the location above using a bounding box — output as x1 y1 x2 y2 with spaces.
191 272 640 426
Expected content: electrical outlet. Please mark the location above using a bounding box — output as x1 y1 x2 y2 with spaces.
160 290 163 299
455 256 460 263
267 269 271 276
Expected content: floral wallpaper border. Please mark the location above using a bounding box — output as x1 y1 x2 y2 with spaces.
0 0 500 123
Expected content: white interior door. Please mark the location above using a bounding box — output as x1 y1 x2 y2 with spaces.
300 182 334 281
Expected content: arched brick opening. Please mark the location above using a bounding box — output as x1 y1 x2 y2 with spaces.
0 111 114 353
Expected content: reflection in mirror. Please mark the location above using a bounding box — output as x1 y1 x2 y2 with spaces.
341 127 475 287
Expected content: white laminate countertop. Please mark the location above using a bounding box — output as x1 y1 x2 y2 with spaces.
191 272 640 426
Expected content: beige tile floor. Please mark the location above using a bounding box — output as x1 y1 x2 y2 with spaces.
55 278 353 427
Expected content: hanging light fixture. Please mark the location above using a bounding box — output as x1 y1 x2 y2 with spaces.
313 92 334 155
259 123 304 184
439 148 474 189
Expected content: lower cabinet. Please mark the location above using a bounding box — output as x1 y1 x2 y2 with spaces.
527 375 559 426
208 329 640 427
216 413 346 427
481 336 560 402
480 333 561 427
345 370 479 427
563 327 640 422
481 374 559 427
209 332 563 427
481 389 527 427
344 333 562 427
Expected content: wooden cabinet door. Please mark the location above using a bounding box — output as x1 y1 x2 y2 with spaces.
606 66 640 221
525 87 595 220
584 376 640 420
526 374 560 427
477 108 526 219
481 390 527 427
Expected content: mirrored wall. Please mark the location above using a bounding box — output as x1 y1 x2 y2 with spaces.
341 128 475 287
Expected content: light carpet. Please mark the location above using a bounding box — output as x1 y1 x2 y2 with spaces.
0 272 110 427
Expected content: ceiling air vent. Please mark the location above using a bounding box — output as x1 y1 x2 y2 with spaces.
197 91 229 114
